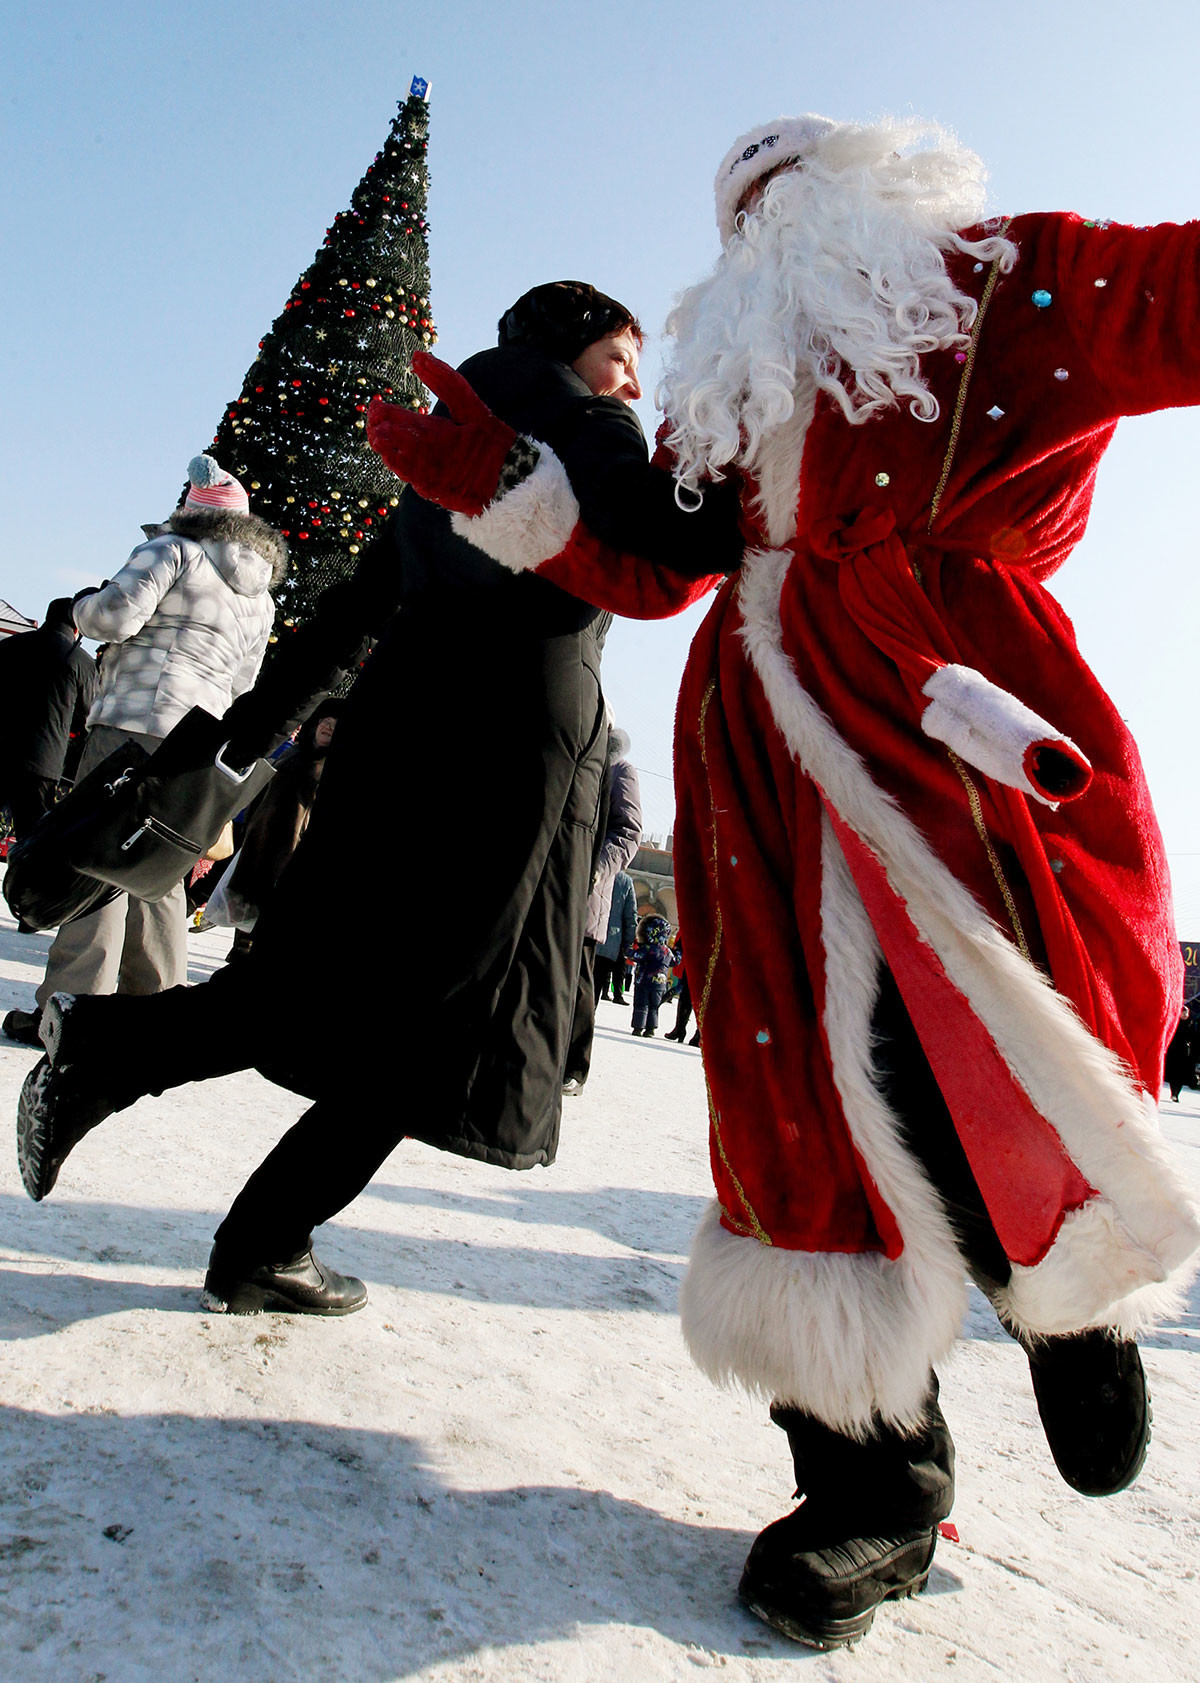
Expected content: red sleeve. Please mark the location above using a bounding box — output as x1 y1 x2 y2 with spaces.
536 524 722 620
1044 211 1200 419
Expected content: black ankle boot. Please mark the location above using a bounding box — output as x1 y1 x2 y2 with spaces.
1023 1330 1150 1496
739 1380 954 1648
2 1007 42 1046
201 1244 368 1316
17 1054 120 1201
15 993 144 1200
739 1510 938 1649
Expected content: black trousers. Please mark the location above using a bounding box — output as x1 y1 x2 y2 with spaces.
214 1097 404 1263
669 971 693 1037
593 953 623 1002
564 938 597 1084
2 770 58 839
57 972 359 1262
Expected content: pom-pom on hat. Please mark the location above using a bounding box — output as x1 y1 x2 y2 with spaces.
714 114 838 244
184 453 249 514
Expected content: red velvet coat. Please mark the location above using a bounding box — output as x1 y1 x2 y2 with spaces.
456 213 1200 1432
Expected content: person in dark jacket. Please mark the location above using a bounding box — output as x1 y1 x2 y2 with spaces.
212 700 343 950
1 600 97 1043
630 915 675 1038
595 870 637 1004
1164 1006 1198 1103
563 727 642 1093
0 598 96 838
664 940 699 1045
16 282 744 1320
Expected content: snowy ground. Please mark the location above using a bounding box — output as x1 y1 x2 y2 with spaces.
0 889 1198 1683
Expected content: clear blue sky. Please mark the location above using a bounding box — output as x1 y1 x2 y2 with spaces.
5 2 1200 903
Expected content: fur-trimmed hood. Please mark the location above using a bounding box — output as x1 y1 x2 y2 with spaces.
169 506 288 589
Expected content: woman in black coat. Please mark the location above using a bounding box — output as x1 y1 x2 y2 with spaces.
18 282 742 1316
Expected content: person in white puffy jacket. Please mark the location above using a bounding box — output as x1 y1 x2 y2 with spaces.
30 454 286 1020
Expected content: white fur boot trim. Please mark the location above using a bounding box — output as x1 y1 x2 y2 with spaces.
680 1202 960 1437
921 663 1091 806
999 1196 1192 1339
449 444 579 572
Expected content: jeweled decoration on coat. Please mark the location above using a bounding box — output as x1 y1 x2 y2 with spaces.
1031 289 1053 308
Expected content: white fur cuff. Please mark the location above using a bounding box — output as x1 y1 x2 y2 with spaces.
997 1195 1200 1340
449 443 579 572
920 663 1092 806
679 1201 966 1437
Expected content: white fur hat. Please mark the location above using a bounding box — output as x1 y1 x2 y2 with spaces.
714 115 838 243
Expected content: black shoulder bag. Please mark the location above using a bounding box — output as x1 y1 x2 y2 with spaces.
3 707 275 931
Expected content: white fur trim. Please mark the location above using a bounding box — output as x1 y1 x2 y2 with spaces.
1001 1196 1188 1339
449 444 578 573
735 547 1200 1338
921 663 1091 807
681 1199 961 1438
714 115 837 243
750 393 813 548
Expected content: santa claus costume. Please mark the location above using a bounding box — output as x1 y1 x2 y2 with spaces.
367 115 1200 1649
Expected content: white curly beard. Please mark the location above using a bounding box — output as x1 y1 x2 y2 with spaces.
658 118 1017 499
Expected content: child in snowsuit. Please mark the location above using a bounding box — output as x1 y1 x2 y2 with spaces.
631 915 674 1037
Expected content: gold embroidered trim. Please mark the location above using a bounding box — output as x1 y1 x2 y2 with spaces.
696 678 772 1247
717 1200 757 1239
927 217 1014 534
946 749 1031 962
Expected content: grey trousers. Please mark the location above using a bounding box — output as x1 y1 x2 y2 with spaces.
36 725 188 1006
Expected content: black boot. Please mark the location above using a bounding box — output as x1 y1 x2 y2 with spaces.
201 1243 368 1316
1023 1330 1150 1496
2 1007 42 1046
16 994 129 1201
739 1381 954 1649
740 1517 938 1649
17 1055 121 1201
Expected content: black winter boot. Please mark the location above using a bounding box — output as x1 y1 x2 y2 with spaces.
739 1515 938 1649
201 1243 368 1316
16 995 129 1201
17 1054 120 1201
1023 1330 1150 1496
2 1007 42 1046
739 1380 954 1649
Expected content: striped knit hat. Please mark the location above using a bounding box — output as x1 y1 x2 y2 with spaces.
184 453 249 514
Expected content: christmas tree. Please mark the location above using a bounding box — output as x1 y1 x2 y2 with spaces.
203 76 436 635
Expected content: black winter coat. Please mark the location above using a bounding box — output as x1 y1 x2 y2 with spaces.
0 610 97 782
245 347 738 1168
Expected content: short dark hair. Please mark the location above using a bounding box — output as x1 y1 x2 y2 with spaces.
498 281 642 365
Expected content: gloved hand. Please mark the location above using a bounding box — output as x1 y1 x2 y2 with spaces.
70 582 106 608
367 352 518 517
